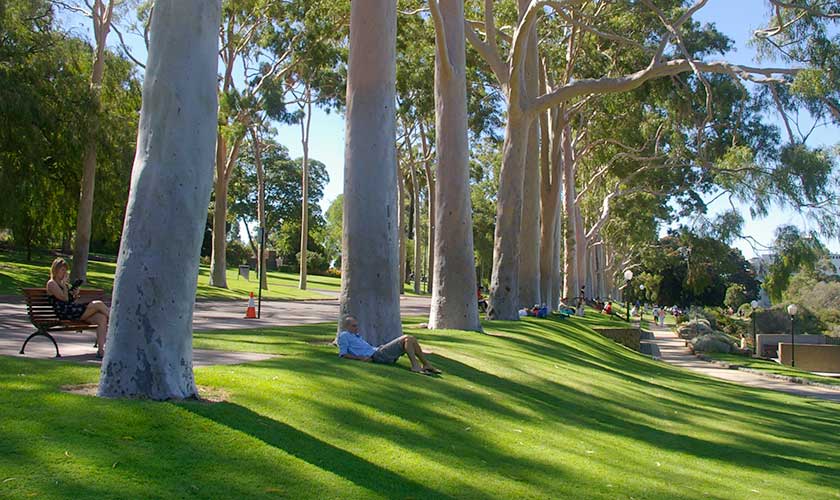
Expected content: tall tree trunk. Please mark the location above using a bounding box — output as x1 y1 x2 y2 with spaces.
299 87 312 290
488 108 529 319
561 125 577 303
409 163 421 294
516 0 541 308
340 0 401 346
398 165 406 295
419 122 436 297
251 128 268 290
574 203 587 301
71 0 114 282
98 0 220 400
428 0 480 330
551 202 562 310
209 135 229 288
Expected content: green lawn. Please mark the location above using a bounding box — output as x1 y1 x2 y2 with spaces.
2 314 839 499
0 249 428 300
703 353 840 387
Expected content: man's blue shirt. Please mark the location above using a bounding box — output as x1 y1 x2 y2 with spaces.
338 330 376 357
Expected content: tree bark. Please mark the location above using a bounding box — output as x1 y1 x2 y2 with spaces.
98 0 220 400
209 134 229 288
516 0 541 308
561 124 578 303
408 163 421 294
299 87 312 290
71 0 114 282
340 0 402 346
419 121 436 297
488 108 529 319
427 0 481 330
398 165 406 294
251 128 268 290
551 201 562 310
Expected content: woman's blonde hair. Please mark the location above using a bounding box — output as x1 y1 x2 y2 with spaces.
50 258 68 281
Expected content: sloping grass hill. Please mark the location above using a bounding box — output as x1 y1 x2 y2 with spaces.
1 314 839 499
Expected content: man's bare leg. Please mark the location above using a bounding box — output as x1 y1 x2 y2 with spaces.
405 335 441 373
401 336 424 372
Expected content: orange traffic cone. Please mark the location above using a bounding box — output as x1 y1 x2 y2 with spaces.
244 292 257 319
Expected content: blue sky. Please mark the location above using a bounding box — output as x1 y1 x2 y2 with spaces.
60 1 839 258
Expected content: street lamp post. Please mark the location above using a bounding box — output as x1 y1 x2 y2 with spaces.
750 300 758 356
787 303 798 367
624 269 633 322
639 284 645 324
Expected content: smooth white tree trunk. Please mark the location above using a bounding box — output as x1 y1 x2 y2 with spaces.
98 0 220 400
410 164 422 294
299 91 312 290
428 0 481 330
561 125 578 303
398 166 406 294
419 123 436 294
340 0 402 346
516 0 541 308
209 136 229 288
251 129 268 290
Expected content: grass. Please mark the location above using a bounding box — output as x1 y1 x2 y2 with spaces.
0 249 429 300
2 313 840 499
703 353 840 386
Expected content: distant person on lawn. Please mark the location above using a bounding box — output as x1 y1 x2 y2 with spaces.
337 315 442 375
46 257 110 358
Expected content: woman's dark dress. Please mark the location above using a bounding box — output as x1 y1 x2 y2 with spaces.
49 284 86 320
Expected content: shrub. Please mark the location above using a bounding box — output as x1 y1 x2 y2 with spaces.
226 239 253 267
724 284 748 310
690 332 737 354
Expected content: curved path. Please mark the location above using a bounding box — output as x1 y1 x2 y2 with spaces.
649 323 840 403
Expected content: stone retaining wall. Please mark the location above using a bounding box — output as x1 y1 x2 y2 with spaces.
594 328 641 351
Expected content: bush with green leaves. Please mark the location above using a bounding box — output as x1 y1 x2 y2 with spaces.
226 239 253 267
724 283 749 310
690 332 737 354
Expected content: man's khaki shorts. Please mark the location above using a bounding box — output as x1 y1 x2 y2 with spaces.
372 335 407 364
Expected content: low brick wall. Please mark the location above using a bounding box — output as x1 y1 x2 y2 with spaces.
594 328 641 351
756 334 824 358
778 343 840 373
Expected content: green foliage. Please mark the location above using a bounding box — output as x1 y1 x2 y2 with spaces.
764 225 829 302
724 284 748 310
0 1 140 256
638 229 759 308
321 194 343 267
229 139 329 265
226 239 253 267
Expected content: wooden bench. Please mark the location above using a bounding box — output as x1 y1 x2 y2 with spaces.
21 288 106 358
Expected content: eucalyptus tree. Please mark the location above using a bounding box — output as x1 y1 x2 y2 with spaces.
98 0 221 400
209 0 301 288
51 0 118 281
468 0 799 319
340 0 402 346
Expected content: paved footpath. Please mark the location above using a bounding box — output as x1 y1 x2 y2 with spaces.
650 323 840 403
0 294 431 365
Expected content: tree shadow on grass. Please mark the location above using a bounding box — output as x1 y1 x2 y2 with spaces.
179 399 458 499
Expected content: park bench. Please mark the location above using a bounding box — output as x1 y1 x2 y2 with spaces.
20 288 105 358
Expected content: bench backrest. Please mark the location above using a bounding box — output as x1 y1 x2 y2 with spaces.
22 288 105 326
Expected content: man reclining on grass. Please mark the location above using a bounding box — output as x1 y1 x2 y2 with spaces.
337 315 442 375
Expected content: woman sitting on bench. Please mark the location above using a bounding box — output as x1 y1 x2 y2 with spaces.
46 258 110 358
